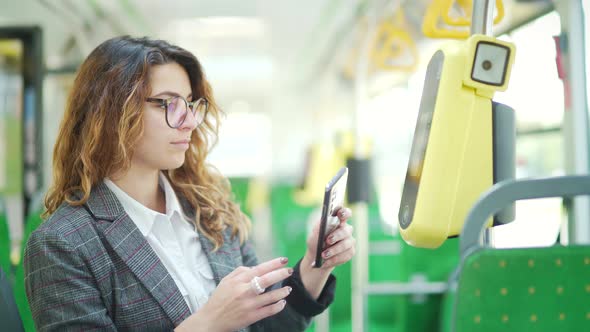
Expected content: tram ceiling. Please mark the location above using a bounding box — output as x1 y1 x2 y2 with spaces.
290 0 553 89
0 0 555 96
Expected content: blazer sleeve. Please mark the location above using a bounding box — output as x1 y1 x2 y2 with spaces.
24 229 117 332
240 240 336 332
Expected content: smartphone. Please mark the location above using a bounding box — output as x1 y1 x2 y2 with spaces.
314 167 349 268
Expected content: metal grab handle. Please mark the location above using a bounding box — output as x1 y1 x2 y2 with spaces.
471 0 495 35
443 0 504 27
460 175 590 258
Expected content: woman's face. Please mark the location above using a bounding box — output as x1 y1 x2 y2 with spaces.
132 62 198 172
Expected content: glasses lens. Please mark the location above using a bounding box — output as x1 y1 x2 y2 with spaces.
192 99 208 126
166 96 188 128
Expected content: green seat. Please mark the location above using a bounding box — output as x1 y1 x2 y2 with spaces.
229 177 251 217
0 211 10 274
14 210 44 332
452 246 590 331
0 266 24 332
440 287 455 332
446 176 590 332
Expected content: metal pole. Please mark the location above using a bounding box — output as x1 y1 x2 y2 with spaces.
351 6 377 332
471 0 497 245
492 102 516 224
565 0 590 244
471 0 495 36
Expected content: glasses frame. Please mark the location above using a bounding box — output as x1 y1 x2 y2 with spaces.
146 96 209 129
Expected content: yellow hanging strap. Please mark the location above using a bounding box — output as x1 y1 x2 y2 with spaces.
422 0 505 39
370 10 418 72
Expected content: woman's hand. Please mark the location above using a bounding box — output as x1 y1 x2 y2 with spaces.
307 207 355 270
175 257 293 332
300 207 355 299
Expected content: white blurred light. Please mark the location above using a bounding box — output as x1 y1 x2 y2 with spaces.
164 16 267 39
495 12 562 128
200 56 274 81
229 100 253 114
207 108 272 177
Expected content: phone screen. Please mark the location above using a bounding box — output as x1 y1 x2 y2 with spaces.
314 167 348 268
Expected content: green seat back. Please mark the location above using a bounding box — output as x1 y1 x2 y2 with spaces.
454 246 590 331
14 210 44 332
0 212 10 274
398 237 459 332
229 177 251 217
440 289 456 332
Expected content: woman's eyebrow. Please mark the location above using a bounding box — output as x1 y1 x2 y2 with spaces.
152 90 193 99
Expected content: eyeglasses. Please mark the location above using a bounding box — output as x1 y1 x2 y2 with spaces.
146 96 209 129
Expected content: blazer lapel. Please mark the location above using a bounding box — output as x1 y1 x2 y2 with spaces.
85 183 191 326
197 231 237 284
178 195 238 284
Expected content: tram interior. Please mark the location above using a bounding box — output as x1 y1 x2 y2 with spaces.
1 0 589 331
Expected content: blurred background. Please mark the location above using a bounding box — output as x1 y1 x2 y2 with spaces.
0 0 588 331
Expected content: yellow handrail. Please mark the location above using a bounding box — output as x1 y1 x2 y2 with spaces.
442 0 504 26
422 0 505 39
371 10 418 72
371 22 418 72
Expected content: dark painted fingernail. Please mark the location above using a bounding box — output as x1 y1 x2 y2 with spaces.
288 268 294 275
343 209 352 218
328 235 334 244
280 257 289 264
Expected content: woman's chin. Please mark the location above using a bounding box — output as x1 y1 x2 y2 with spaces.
160 157 186 170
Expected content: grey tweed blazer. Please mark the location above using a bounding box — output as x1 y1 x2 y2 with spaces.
24 182 334 331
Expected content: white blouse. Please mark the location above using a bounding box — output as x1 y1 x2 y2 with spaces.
104 173 216 313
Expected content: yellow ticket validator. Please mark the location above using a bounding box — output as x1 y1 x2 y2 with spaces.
398 35 515 248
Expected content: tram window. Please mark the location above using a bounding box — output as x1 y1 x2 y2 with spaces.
494 131 563 248
0 40 23 195
0 39 24 261
493 12 563 248
495 12 562 129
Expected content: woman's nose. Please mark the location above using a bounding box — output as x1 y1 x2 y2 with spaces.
179 110 198 131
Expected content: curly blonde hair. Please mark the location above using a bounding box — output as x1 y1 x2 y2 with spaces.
44 36 250 249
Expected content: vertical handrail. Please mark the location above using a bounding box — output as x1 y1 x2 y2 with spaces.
351 4 378 330
470 0 495 36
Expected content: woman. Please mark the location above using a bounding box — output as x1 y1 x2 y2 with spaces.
24 36 355 332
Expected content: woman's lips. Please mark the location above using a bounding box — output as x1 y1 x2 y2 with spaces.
171 139 190 149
